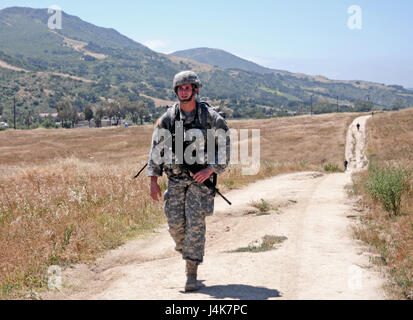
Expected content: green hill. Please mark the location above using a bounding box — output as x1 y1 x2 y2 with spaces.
171 47 413 110
171 47 282 74
1 6 413 124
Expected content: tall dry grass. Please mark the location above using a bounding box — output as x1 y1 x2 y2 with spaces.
0 157 166 298
351 107 413 299
230 113 354 166
0 113 359 298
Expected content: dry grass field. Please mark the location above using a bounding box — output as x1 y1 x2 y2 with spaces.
0 112 359 298
352 107 413 299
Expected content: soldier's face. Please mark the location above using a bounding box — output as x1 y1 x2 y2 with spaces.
177 83 199 102
177 83 194 101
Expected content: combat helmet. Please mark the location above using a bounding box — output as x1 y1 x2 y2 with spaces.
173 71 202 93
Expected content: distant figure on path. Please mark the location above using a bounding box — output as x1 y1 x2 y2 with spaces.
344 160 348 171
356 123 360 131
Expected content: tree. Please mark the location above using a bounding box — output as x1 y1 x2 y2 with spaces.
57 100 78 128
123 99 139 124
84 105 94 127
18 108 38 129
94 105 105 128
118 102 127 122
0 104 3 116
391 100 406 111
123 99 148 125
354 99 373 112
136 101 149 125
57 100 71 128
68 104 79 128
104 101 122 126
40 115 57 129
313 99 333 114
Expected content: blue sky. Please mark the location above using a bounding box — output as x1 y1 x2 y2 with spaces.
1 0 413 87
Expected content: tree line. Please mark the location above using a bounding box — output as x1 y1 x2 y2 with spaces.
57 98 149 128
0 98 150 130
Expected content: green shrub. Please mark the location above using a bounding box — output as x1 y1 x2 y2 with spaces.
324 163 342 172
229 235 288 253
251 199 272 213
262 160 276 175
365 164 410 216
40 119 58 129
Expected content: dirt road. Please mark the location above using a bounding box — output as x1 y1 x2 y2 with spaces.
42 115 385 300
345 115 371 173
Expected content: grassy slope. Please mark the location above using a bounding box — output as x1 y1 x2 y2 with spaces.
352 108 413 299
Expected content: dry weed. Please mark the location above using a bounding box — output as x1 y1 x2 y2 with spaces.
352 107 413 299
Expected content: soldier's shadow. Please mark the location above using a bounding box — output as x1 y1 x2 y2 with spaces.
185 281 282 300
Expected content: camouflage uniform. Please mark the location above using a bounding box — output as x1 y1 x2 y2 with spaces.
147 101 230 263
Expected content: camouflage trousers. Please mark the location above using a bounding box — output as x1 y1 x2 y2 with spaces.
164 177 215 264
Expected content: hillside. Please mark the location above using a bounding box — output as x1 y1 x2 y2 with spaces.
171 47 281 74
1 6 413 124
171 48 413 109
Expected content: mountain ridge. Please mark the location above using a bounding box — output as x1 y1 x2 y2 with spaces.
1 6 412 121
171 47 286 75
0 6 148 51
170 47 401 90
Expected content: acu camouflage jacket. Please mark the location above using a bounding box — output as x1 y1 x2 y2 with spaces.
146 101 231 179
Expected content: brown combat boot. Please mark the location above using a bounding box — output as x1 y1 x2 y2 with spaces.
185 260 199 292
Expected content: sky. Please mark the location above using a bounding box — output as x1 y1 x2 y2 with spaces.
1 0 413 87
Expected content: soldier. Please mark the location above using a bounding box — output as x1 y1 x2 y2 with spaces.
146 71 230 292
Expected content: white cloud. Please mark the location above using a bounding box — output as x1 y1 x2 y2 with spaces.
142 40 170 52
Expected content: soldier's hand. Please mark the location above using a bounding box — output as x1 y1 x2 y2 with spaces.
150 178 162 201
193 168 214 184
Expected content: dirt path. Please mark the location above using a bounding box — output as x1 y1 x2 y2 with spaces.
0 59 94 83
345 115 371 173
41 115 385 300
49 31 107 60
0 60 29 72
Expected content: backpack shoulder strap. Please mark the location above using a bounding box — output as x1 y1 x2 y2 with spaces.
198 101 212 129
166 103 180 133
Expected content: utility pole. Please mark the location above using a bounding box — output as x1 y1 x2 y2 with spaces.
13 95 16 129
310 95 313 116
337 96 339 113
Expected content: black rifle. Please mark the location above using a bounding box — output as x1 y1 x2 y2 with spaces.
133 163 148 179
184 163 232 206
133 163 231 206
